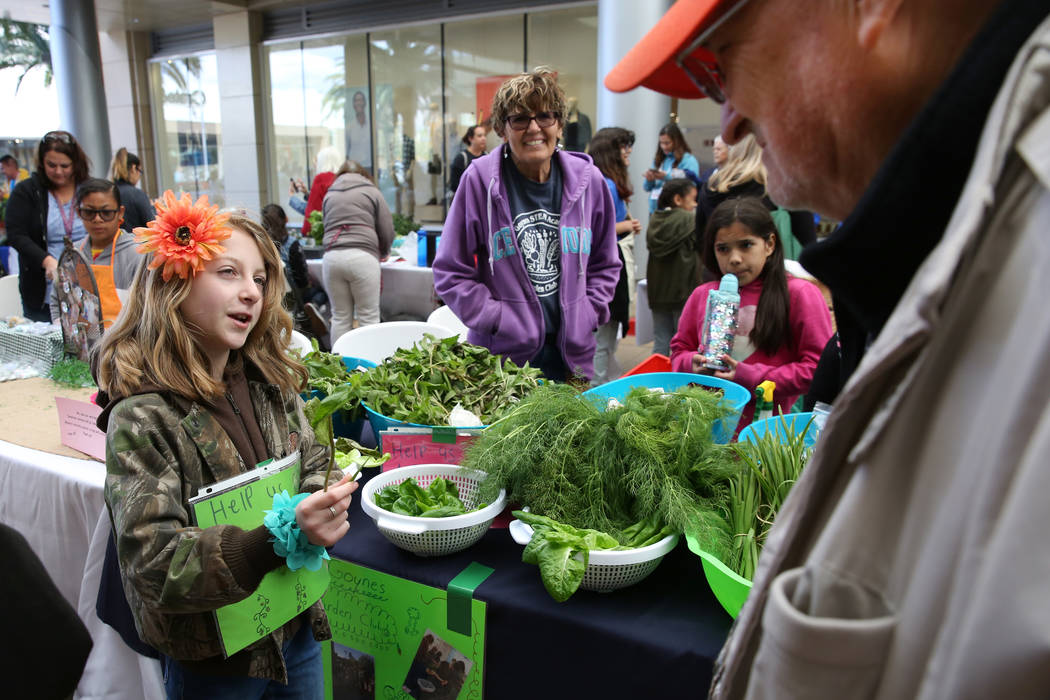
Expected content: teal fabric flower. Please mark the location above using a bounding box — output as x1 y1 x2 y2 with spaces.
263 490 331 572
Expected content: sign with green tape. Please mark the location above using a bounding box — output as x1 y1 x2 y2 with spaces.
323 559 488 699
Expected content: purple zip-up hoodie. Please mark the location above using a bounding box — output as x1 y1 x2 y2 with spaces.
433 145 621 379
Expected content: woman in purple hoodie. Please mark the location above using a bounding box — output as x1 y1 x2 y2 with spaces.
432 68 621 381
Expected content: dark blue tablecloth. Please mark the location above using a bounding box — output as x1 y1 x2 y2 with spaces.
330 469 733 699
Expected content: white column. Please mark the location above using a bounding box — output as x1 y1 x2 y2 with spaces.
213 11 267 215
100 29 157 195
49 0 112 178
596 0 674 304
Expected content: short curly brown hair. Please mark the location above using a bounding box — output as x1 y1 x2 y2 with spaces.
490 66 567 137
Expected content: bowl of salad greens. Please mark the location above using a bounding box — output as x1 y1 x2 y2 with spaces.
360 464 506 557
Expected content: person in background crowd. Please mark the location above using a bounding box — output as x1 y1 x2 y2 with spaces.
672 197 831 429
587 127 640 385
433 67 620 382
608 0 1050 696
697 134 815 274
95 205 356 698
50 178 142 328
701 135 728 182
1 154 29 197
261 203 329 343
448 124 487 198
108 147 155 231
321 160 394 343
643 122 700 213
646 178 700 356
346 91 372 171
289 146 344 235
5 130 90 321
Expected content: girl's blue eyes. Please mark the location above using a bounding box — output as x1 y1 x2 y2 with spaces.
219 268 266 286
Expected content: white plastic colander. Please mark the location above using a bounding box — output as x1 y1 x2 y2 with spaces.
509 518 679 593
360 464 506 557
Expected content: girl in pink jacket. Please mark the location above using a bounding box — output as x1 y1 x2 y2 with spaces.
670 197 832 428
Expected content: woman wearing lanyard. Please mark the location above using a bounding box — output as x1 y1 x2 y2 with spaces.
4 131 90 321
51 178 143 328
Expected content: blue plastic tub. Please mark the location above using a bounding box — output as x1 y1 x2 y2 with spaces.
582 372 750 444
362 403 485 450
737 412 820 448
305 356 377 442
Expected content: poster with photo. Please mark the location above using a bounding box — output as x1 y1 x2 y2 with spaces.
323 559 486 700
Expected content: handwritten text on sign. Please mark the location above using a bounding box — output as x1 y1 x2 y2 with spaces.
380 430 479 472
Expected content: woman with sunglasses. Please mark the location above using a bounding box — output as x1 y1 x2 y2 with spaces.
50 178 143 329
109 147 156 231
4 130 90 321
433 67 621 382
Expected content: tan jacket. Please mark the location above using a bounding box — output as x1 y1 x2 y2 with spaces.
713 15 1050 700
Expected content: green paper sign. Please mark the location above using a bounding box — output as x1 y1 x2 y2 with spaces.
190 454 331 657
323 559 487 700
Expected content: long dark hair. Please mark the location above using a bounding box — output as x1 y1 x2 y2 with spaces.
588 127 634 201
702 197 789 355
461 125 483 146
36 130 90 188
261 203 289 246
652 122 691 170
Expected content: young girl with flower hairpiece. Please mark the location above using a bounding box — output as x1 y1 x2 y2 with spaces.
94 192 357 697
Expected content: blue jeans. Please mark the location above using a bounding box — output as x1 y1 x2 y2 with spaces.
162 622 323 700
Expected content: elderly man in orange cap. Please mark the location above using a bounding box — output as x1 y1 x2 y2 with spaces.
609 1 1050 698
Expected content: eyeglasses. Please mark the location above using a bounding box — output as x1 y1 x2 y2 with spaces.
506 112 560 131
77 207 120 222
675 0 753 104
43 131 75 145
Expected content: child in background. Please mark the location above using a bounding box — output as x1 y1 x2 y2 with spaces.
588 127 640 385
646 178 699 356
94 194 357 698
670 197 832 428
50 178 143 328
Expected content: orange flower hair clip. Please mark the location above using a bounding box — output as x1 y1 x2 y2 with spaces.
134 190 232 280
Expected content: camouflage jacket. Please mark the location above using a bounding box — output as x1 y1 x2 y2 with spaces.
103 378 337 683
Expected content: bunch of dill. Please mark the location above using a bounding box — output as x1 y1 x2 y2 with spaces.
466 383 738 556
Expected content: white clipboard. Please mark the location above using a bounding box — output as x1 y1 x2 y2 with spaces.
188 450 300 505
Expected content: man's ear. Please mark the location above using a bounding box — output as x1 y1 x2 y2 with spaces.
856 0 905 50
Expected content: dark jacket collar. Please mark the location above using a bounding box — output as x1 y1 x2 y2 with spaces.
800 0 1048 338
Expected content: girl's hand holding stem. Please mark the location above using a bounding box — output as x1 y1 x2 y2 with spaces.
295 474 359 547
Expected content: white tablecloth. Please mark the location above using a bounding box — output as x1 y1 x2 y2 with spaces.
0 440 163 700
307 258 440 321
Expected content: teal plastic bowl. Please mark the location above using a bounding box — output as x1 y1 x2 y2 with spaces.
737 412 820 448
582 372 750 443
362 403 485 450
306 356 377 442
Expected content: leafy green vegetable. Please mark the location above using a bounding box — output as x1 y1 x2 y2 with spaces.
306 210 324 245
467 383 737 545
717 416 814 580
346 334 541 426
392 212 421 238
47 358 96 388
299 337 356 395
333 437 390 480
373 476 480 518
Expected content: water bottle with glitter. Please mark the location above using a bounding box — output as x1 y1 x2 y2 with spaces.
700 273 740 371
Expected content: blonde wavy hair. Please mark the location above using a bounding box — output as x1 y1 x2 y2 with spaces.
95 214 306 402
490 66 566 138
707 134 767 194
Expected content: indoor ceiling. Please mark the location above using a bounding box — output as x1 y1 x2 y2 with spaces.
0 0 303 33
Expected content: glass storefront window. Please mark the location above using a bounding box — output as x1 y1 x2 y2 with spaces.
149 53 224 205
262 36 370 225
675 98 723 176
444 15 525 195
527 7 598 153
369 26 443 223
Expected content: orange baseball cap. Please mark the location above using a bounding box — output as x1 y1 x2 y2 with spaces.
604 0 729 98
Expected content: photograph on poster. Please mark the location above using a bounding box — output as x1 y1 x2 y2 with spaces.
332 643 377 700
401 629 473 700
